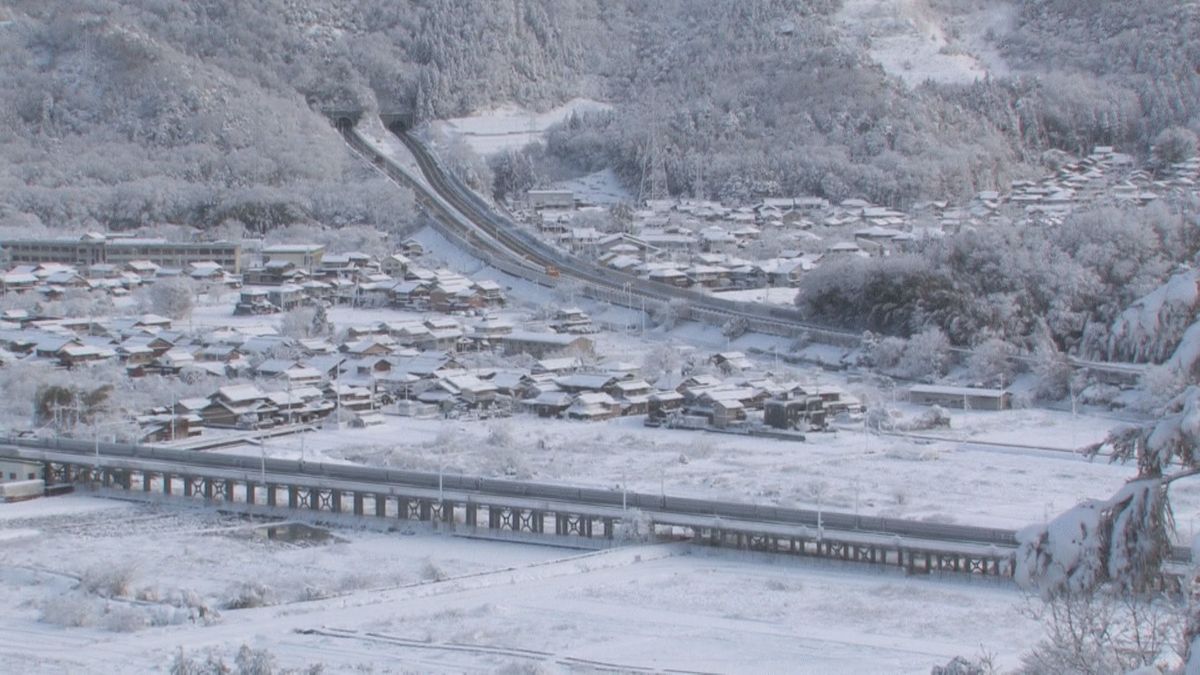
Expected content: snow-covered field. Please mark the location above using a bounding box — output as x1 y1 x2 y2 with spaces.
431 98 612 157
0 495 1044 673
711 287 800 306
550 167 631 205
216 403 1184 534
837 0 1014 87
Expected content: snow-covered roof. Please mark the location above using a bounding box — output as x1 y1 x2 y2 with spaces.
217 384 267 403
909 384 1009 398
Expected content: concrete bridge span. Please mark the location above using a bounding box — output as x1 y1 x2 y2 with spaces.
1 436 1025 578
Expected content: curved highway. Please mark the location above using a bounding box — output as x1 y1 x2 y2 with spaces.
345 121 1156 383
344 124 860 343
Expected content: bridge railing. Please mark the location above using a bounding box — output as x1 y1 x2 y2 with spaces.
4 434 1023 548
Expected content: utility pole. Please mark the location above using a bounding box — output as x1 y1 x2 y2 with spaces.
817 491 823 541
259 426 267 502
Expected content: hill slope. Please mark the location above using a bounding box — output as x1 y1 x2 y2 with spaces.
1 0 1197 230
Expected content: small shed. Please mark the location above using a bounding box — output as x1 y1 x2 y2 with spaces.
908 385 1012 411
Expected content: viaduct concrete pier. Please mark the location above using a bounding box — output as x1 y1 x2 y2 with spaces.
4 438 1023 578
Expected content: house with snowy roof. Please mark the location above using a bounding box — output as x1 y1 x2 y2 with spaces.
566 392 621 421
500 331 594 359
200 385 278 428
523 390 574 418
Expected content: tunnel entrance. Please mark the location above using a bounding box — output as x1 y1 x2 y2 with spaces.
380 112 415 132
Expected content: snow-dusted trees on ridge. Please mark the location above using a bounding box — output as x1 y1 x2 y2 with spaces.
1154 127 1199 168
798 201 1199 353
0 1 424 233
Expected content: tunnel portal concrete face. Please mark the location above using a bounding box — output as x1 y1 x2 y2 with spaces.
379 112 414 131
319 108 412 132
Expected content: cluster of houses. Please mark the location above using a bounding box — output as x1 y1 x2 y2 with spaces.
0 235 511 319
0 289 874 441
234 241 506 315
0 258 240 299
0 232 245 298
948 146 1197 226
645 370 864 433
0 300 606 437
514 146 1200 294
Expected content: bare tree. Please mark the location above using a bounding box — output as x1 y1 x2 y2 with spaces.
1018 590 1181 674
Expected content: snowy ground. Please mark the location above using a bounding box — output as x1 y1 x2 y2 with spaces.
104 141 1194 670
550 167 631 205
0 495 1045 673
430 98 612 157
180 237 1200 539
836 0 1015 87
215 402 1191 535
711 287 800 306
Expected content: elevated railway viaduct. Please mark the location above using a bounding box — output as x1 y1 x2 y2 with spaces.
5 436 1022 577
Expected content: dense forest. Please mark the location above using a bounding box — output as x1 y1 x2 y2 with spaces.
3 0 1198 235
539 0 1200 205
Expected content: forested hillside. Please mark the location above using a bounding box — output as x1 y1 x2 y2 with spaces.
0 0 592 234
1 1 1197 224
542 0 1200 205
544 0 1018 206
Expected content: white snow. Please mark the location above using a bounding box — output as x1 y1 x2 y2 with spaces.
432 98 612 157
0 495 1044 673
836 0 1015 87
0 528 38 542
551 167 631 205
712 287 800 305
0 493 131 521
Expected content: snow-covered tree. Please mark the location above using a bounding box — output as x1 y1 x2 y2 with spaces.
277 306 330 339
1153 126 1199 168
1018 589 1181 673
640 344 682 385
893 327 951 382
1016 386 1200 665
146 277 195 321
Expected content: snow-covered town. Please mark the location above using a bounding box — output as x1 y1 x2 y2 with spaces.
512 148 1200 307
4 2 1200 674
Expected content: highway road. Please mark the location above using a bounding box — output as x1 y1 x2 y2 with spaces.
343 121 1152 384
344 125 861 344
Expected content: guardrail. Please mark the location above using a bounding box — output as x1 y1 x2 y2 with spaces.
3 434 1018 548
